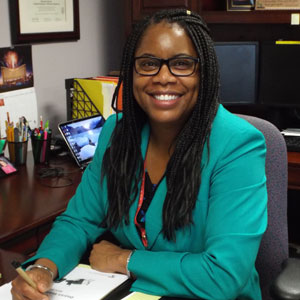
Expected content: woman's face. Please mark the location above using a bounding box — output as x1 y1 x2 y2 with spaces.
133 22 200 128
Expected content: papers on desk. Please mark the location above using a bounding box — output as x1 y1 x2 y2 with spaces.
122 292 161 300
0 282 11 298
0 264 129 300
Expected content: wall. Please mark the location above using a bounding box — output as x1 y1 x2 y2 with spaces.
0 0 126 133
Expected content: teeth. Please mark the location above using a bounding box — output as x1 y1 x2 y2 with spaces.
154 94 178 101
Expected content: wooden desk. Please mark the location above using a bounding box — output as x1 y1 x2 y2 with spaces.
0 153 82 255
288 152 300 190
0 249 27 286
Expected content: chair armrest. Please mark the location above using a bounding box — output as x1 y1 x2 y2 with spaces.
270 258 300 300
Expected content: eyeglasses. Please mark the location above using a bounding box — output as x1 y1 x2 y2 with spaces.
134 56 200 77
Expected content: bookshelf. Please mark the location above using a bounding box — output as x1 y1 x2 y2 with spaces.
125 0 300 41
202 10 300 24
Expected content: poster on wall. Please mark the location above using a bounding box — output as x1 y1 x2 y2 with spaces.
0 87 38 143
0 45 34 93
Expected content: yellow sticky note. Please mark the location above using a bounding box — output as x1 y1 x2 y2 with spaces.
122 292 161 300
291 13 300 25
276 41 300 45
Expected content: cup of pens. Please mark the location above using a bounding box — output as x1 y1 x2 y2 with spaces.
6 117 29 166
31 126 52 164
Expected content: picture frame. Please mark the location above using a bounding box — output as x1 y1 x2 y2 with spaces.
255 0 300 10
227 0 255 11
9 0 80 44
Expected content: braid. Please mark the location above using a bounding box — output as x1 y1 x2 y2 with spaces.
102 9 220 240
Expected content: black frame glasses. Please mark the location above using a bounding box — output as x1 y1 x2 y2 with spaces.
134 56 200 77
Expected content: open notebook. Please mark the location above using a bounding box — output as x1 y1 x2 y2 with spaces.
58 114 105 169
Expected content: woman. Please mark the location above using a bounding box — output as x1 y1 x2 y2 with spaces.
11 9 267 300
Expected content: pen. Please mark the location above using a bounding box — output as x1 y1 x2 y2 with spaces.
11 261 37 290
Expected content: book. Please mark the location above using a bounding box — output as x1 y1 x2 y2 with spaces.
0 264 129 300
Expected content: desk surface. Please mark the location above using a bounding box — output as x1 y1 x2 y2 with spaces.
0 153 82 254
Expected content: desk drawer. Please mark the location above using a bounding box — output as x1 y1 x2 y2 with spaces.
0 222 52 255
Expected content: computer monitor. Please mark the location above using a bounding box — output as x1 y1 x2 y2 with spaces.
214 41 258 105
259 42 300 107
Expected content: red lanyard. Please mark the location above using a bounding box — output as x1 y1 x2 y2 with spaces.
134 168 148 247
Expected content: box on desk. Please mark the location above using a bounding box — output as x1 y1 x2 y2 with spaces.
65 77 123 120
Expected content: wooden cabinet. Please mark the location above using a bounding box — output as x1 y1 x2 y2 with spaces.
125 0 300 40
125 0 201 35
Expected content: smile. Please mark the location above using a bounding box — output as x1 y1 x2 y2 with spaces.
153 94 180 101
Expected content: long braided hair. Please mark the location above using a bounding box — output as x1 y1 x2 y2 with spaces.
101 9 220 241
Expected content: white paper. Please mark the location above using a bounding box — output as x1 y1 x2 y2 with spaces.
0 264 128 300
122 292 161 300
0 87 38 138
19 0 74 34
0 282 11 299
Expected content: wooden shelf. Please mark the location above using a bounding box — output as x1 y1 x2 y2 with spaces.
202 10 300 25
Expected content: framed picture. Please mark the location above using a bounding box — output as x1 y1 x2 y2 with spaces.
0 45 34 93
9 0 80 44
227 0 255 11
256 0 300 10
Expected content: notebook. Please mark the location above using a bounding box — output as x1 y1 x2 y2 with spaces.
58 114 105 169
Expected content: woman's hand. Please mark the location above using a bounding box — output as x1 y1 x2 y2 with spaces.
11 258 57 300
89 240 132 275
11 268 52 300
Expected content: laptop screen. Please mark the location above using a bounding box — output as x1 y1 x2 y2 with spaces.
58 114 105 167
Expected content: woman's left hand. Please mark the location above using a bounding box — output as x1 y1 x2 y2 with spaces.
89 240 132 274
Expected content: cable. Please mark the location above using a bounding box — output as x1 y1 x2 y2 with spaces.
36 166 76 188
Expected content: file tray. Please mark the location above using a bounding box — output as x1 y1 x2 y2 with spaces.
65 77 122 120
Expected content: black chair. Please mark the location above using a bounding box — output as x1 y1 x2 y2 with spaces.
238 114 300 300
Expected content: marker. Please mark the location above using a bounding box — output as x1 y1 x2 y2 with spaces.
40 116 43 130
11 261 37 290
7 112 10 125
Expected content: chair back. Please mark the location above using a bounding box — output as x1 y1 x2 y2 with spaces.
237 114 289 300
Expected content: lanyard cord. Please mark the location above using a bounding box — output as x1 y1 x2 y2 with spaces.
134 166 148 247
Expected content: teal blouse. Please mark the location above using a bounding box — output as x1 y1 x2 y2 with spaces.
26 105 267 300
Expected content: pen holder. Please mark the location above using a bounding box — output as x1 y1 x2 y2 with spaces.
31 132 52 164
7 140 28 166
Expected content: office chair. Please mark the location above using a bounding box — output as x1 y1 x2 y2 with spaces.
237 114 300 300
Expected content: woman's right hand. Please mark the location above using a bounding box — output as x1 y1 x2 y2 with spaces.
11 258 57 300
11 268 53 300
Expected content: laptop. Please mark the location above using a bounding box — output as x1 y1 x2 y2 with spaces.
58 114 105 169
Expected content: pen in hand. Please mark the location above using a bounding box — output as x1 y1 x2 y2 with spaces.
11 260 37 290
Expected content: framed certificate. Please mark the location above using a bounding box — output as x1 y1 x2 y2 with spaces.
9 0 80 44
256 0 300 10
227 0 255 11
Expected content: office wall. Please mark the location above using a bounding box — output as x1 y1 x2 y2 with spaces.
0 0 126 132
